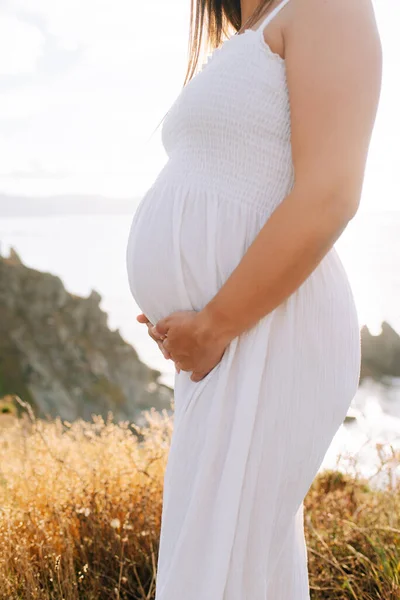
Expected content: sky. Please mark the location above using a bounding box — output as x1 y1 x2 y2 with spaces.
0 0 399 211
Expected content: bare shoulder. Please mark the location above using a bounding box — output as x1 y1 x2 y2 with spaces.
283 0 383 214
284 0 383 65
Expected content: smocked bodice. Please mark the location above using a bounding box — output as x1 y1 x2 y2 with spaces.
159 29 295 213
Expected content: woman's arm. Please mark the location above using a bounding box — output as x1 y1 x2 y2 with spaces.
156 0 382 380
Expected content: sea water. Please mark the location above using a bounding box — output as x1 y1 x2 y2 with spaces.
1 207 400 483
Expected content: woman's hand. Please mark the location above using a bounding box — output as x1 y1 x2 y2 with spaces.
136 313 173 361
154 310 231 382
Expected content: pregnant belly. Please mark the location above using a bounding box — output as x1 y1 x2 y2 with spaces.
125 181 263 326
125 178 360 376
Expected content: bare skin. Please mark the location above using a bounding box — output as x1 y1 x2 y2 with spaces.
138 0 382 381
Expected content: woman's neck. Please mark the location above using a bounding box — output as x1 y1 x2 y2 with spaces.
240 0 274 31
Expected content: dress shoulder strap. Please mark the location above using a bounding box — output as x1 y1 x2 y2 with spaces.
255 0 292 32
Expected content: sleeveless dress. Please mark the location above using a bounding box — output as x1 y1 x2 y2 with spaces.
126 0 361 597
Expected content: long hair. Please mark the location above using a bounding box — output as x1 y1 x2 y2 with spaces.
184 0 274 86
149 0 273 140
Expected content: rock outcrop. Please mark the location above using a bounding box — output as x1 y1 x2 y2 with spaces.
1 249 399 424
360 322 400 381
0 250 173 423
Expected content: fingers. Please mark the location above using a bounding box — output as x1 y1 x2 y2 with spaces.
136 314 177 367
153 330 171 359
147 324 164 342
137 313 166 340
136 313 150 323
158 340 171 360
160 337 173 361
139 320 171 359
161 336 171 351
155 318 170 337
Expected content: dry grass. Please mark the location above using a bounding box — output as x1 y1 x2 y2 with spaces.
305 469 400 599
0 397 399 600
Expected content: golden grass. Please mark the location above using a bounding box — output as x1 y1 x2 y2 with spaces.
0 397 399 599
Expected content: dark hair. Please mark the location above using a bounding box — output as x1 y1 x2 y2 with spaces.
150 0 273 138
184 0 273 86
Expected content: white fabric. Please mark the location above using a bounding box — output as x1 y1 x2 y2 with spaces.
126 0 361 596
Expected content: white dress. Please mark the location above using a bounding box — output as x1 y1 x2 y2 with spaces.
126 0 361 597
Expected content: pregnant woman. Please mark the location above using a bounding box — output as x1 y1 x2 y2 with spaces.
126 0 382 597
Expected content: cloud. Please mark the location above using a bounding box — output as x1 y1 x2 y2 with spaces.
1 0 395 208
0 0 188 196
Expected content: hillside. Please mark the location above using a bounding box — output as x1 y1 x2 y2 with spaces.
0 250 173 423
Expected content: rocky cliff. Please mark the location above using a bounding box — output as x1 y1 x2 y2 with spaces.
0 250 173 423
1 250 399 424
361 321 400 381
